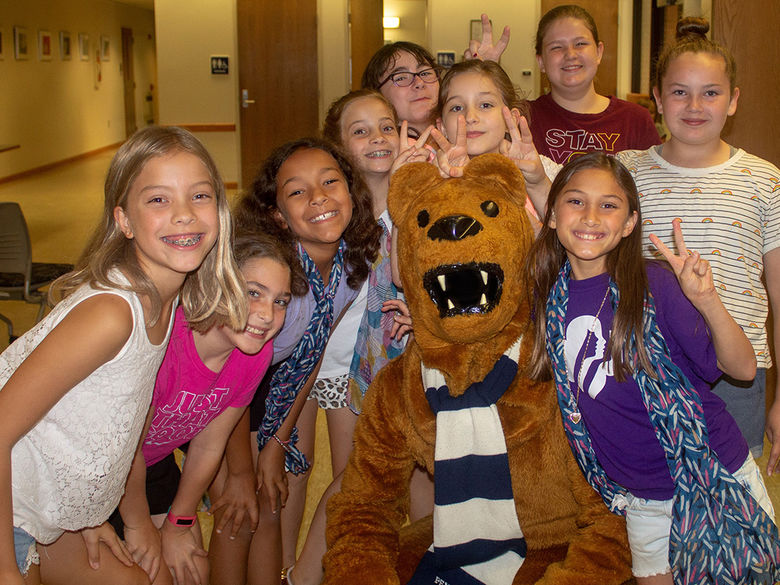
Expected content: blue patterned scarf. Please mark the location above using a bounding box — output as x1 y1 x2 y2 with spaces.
545 262 780 585
409 338 526 585
348 217 405 411
256 241 345 474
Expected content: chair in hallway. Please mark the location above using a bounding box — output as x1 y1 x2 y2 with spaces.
0 202 73 342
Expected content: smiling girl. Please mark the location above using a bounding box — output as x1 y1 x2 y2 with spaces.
528 152 778 585
616 17 780 475
216 138 381 585
530 5 660 163
0 126 245 585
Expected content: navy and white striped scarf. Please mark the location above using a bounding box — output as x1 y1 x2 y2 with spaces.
410 338 526 585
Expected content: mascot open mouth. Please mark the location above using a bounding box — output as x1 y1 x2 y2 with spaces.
423 262 503 318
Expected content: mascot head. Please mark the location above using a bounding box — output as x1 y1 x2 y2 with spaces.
388 154 535 349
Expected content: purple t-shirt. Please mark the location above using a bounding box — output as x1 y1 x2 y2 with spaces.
529 93 661 164
143 306 273 466
564 263 748 500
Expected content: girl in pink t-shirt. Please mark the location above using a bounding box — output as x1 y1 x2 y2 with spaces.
108 233 306 585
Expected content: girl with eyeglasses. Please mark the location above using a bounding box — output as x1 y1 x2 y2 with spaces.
362 15 509 139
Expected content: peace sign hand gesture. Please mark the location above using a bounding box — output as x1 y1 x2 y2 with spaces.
390 121 435 176
649 219 717 308
431 115 469 178
463 13 511 62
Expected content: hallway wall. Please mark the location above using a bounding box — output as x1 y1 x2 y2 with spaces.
0 0 156 180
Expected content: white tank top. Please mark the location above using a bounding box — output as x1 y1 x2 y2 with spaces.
2 272 174 543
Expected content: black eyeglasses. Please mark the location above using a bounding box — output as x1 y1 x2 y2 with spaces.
378 68 439 88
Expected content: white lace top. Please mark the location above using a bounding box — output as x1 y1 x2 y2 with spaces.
2 273 174 543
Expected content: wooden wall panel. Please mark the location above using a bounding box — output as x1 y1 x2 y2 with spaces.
712 0 780 164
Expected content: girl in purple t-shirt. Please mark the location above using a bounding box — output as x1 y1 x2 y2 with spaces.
527 153 778 585
108 233 305 585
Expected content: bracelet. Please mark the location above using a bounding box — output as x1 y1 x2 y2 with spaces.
166 509 197 527
272 433 292 453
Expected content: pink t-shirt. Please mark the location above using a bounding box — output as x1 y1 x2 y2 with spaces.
142 306 272 466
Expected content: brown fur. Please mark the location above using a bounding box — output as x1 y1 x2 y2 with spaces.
323 154 634 585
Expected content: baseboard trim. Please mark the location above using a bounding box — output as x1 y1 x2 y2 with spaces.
0 142 123 185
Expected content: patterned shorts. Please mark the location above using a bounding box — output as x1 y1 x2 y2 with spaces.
309 374 350 409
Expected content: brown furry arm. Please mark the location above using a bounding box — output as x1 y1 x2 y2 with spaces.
532 453 633 585
322 360 417 585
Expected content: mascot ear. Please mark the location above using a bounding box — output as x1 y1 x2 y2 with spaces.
388 162 444 226
462 154 527 207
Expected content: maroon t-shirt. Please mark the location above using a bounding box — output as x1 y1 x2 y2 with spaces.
529 93 661 164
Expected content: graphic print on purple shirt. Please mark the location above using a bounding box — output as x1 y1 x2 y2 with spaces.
564 263 748 501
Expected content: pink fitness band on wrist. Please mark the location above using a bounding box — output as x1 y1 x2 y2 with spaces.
166 510 197 527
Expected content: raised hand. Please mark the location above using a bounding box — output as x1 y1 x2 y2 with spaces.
431 115 469 178
500 108 551 216
464 13 510 62
649 219 716 307
391 121 435 176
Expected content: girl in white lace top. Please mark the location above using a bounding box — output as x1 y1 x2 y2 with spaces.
0 126 246 585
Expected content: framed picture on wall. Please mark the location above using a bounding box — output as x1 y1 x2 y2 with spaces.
78 32 89 61
100 35 110 61
60 31 71 60
38 30 52 61
0 28 5 60
470 19 483 42
14 26 29 60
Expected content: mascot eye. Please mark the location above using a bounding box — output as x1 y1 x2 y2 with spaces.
481 200 499 217
417 210 430 227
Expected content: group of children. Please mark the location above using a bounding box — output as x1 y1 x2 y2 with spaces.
3 5 779 585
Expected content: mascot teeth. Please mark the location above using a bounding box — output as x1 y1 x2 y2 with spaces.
423 261 503 318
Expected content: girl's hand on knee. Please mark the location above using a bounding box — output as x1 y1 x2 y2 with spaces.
255 441 289 514
123 516 162 580
382 299 413 340
160 522 207 585
432 117 469 178
80 522 134 570
209 469 260 539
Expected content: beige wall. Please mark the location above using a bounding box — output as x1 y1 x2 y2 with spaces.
0 0 156 180
2 0 641 184
154 0 240 184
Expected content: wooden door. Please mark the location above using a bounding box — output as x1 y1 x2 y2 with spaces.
349 0 384 90
539 0 618 97
121 27 137 137
712 0 780 164
236 0 319 188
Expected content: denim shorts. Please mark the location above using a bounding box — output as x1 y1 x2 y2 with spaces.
712 369 766 458
613 454 775 578
13 526 39 576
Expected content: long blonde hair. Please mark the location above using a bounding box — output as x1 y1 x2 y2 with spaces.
51 126 247 329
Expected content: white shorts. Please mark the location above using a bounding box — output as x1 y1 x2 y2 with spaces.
613 454 776 578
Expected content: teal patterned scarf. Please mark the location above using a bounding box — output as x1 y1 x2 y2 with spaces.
545 262 780 585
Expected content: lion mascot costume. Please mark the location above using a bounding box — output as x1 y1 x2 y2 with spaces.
323 154 634 585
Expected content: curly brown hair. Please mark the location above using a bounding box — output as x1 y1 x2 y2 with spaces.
234 137 380 290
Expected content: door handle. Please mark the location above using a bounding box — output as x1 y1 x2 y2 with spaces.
241 89 256 108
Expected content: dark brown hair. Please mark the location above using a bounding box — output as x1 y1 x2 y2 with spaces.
437 60 530 122
194 230 309 333
535 4 600 55
526 152 653 382
655 17 737 94
234 137 381 290
361 42 437 90
322 89 399 149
